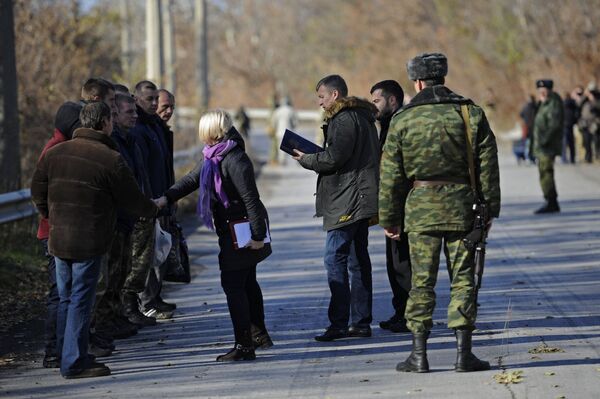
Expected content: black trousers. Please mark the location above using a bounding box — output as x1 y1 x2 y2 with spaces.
220 265 266 344
385 234 412 319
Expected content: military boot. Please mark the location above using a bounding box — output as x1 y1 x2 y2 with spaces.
534 198 560 214
396 332 429 373
122 292 156 327
216 330 256 362
454 329 491 372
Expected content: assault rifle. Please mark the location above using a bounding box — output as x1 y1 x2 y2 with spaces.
462 202 489 290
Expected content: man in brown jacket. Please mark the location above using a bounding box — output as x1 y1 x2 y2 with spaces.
31 102 158 379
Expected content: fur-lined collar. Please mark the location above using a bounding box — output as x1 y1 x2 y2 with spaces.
324 96 377 122
402 85 472 112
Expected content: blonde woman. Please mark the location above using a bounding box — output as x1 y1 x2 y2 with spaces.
156 109 272 361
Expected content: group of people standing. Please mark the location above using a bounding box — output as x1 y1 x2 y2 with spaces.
519 80 600 214
31 78 185 379
31 51 502 379
290 52 500 373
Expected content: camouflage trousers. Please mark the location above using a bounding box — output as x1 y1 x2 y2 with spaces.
405 231 477 334
121 218 154 297
537 154 558 200
95 229 131 324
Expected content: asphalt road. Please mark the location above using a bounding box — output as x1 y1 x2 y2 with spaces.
1 129 599 398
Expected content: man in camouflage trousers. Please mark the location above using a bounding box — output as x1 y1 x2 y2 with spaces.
532 79 564 214
379 53 501 373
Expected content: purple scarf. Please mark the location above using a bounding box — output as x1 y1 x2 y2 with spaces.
197 140 237 229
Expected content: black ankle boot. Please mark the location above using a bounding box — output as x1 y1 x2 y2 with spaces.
251 324 274 349
217 330 256 362
396 332 429 373
216 343 256 362
454 329 490 372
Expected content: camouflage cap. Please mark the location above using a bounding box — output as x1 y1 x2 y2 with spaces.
407 53 448 81
536 79 553 89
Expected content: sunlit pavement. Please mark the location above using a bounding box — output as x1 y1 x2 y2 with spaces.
1 131 600 398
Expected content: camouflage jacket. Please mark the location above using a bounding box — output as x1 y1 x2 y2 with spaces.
533 91 564 157
379 85 501 233
299 97 379 231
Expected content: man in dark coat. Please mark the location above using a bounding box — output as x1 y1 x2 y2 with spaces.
293 75 380 341
94 93 157 337
31 102 158 379
130 80 176 318
370 80 411 333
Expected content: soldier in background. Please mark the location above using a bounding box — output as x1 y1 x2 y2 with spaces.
532 79 564 214
578 83 600 163
370 80 411 333
379 53 500 373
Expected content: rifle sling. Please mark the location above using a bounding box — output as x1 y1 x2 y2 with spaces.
460 104 478 199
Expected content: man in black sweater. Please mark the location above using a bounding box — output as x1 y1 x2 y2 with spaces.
370 80 411 333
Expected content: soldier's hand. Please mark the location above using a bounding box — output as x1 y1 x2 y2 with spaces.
384 226 402 241
292 149 305 161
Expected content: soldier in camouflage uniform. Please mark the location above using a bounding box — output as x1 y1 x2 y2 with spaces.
532 79 564 214
379 53 501 373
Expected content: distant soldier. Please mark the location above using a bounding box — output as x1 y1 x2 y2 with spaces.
532 79 564 214
379 53 500 373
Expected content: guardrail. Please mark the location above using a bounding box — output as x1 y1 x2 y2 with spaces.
0 189 36 225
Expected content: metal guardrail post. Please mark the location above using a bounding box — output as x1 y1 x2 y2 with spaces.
0 189 37 225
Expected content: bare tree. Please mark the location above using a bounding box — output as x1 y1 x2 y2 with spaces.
0 0 21 193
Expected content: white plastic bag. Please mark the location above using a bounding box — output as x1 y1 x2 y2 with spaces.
154 219 172 266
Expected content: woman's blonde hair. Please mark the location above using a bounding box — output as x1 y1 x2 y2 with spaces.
198 109 233 144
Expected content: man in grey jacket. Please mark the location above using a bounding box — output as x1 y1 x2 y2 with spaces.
293 74 380 341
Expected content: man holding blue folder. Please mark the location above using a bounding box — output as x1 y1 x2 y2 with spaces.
292 75 380 341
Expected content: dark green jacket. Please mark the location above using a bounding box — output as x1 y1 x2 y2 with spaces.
533 91 564 158
299 97 380 231
379 85 500 232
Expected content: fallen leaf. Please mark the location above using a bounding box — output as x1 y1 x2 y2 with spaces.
528 343 564 354
493 370 524 384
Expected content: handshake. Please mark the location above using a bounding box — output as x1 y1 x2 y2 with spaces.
152 196 171 217
152 196 169 209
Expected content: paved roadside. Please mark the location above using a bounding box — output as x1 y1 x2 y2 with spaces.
1 131 600 398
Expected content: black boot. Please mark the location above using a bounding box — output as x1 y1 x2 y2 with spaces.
454 329 490 372
217 330 256 362
251 324 274 350
396 332 429 373
122 292 156 327
534 198 560 214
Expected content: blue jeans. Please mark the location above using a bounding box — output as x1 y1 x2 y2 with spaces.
324 219 373 329
42 239 59 357
55 256 102 376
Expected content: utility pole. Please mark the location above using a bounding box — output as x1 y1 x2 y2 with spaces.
195 0 209 109
146 0 163 85
120 0 133 85
162 0 176 94
0 0 21 193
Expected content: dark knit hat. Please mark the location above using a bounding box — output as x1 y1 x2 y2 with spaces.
407 53 448 81
54 101 82 139
536 79 553 89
